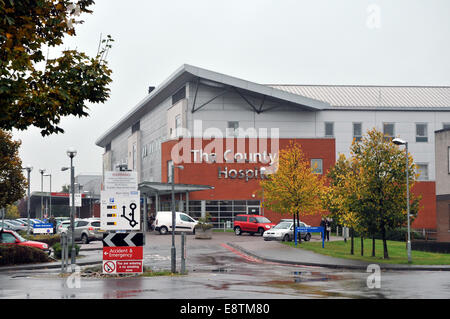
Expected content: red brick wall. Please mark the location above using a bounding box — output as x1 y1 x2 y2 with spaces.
161 138 436 229
161 137 334 226
411 181 436 230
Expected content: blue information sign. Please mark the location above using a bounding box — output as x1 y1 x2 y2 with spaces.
294 226 325 248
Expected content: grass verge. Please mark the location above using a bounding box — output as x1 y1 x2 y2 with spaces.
284 237 450 265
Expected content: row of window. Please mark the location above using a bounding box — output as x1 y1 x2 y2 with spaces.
325 122 450 143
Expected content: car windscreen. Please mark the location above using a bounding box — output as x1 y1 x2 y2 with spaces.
272 222 292 230
255 217 271 223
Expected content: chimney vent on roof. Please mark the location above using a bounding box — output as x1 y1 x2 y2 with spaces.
148 86 155 94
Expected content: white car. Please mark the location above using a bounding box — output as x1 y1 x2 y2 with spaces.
153 211 198 235
263 220 311 242
57 220 72 234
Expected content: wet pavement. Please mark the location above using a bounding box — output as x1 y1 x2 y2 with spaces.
0 232 449 299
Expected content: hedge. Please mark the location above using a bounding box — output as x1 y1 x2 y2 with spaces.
21 233 61 247
52 242 80 259
0 245 50 266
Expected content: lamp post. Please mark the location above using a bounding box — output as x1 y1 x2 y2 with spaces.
22 165 33 234
65 148 77 266
392 137 412 263
170 163 184 273
44 173 52 218
39 169 45 219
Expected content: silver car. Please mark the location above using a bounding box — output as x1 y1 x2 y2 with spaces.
66 219 103 244
263 220 311 242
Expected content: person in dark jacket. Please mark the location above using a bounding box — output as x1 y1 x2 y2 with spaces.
325 218 332 241
320 217 326 241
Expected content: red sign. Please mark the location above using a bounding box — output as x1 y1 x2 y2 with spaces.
103 246 143 261
103 261 116 273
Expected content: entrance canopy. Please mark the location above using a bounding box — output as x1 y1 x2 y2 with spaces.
138 182 213 196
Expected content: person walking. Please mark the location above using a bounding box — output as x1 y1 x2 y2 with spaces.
325 218 332 241
320 217 326 242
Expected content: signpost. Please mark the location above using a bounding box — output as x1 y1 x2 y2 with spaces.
102 232 144 274
295 226 325 248
101 171 143 274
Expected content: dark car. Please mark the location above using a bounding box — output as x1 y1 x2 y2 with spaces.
233 214 276 236
0 229 50 254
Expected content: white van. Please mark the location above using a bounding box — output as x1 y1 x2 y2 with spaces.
153 211 198 235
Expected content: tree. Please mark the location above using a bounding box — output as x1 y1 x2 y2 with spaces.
326 128 421 259
5 203 19 219
352 128 421 259
0 0 113 136
61 184 70 193
260 141 327 242
0 129 26 208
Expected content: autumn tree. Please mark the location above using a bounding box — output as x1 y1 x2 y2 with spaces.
5 203 19 219
0 0 113 135
0 129 26 208
326 128 421 259
260 142 326 242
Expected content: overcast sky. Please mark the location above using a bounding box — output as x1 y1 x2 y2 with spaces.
11 0 450 193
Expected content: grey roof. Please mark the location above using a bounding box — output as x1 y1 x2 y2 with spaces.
268 85 450 110
95 64 328 147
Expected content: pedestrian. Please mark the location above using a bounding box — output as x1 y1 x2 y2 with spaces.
49 216 56 234
325 218 332 241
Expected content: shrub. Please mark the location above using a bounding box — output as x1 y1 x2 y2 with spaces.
0 245 50 266
52 242 80 259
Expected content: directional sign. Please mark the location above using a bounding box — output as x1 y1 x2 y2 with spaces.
100 190 141 230
102 232 144 247
103 246 143 261
102 232 144 274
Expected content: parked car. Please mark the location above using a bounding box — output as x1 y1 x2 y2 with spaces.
67 219 103 244
0 229 50 254
263 219 312 242
233 215 276 236
1 220 27 232
153 211 198 235
57 220 72 234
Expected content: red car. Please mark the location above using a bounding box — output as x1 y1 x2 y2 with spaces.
233 214 276 236
0 229 50 254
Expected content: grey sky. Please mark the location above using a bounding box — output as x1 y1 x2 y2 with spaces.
11 0 450 193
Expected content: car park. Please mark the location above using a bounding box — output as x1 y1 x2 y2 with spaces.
70 219 103 244
153 211 198 235
263 219 311 241
233 215 276 236
0 229 50 254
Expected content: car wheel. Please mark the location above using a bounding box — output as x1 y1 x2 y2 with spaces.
192 227 196 235
234 227 241 236
257 228 265 236
283 234 290 242
304 233 311 242
159 226 168 235
81 234 89 244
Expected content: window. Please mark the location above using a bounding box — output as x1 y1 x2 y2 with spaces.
325 122 334 137
0 232 17 243
353 122 362 142
167 160 173 183
311 159 323 174
383 123 395 140
443 123 450 130
76 221 89 227
131 121 140 133
227 121 239 137
416 123 428 142
180 214 195 223
416 163 429 181
172 86 186 105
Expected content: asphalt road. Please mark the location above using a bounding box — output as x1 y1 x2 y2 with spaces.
0 232 449 299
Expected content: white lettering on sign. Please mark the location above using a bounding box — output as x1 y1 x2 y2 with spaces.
191 149 278 165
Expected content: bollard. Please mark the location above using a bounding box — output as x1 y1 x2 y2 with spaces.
181 232 186 274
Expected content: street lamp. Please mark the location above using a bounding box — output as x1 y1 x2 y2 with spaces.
170 163 184 273
66 147 77 266
392 137 412 263
44 173 52 218
22 165 33 234
39 169 45 219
